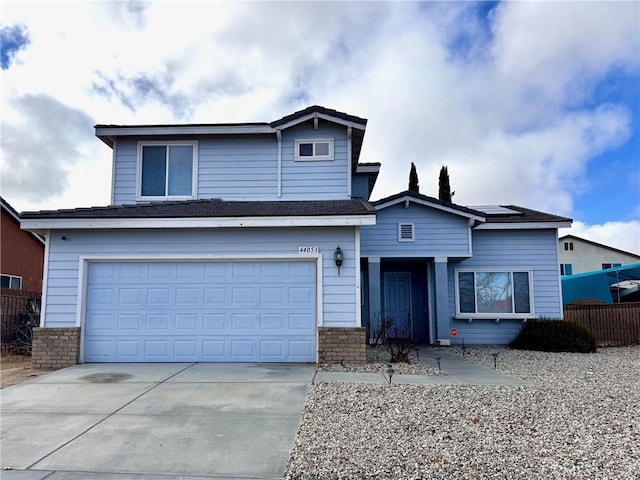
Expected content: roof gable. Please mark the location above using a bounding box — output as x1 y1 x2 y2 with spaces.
559 234 640 258
373 191 486 222
1 196 46 244
270 105 367 130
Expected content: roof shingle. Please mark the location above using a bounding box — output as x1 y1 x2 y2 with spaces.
21 198 376 219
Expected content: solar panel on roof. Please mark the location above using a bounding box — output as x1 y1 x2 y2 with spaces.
469 205 521 215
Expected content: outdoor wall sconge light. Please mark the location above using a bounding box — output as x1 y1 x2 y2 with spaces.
334 246 344 274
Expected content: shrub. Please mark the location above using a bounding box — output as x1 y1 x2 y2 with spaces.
508 319 597 353
367 315 417 363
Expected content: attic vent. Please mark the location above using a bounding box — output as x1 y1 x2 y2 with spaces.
398 223 415 242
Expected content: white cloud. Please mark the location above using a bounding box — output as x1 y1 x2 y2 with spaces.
0 0 637 230
561 220 640 256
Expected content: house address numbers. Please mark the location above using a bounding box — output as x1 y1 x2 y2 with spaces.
298 246 320 254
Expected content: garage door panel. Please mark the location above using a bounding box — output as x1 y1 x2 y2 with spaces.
84 261 316 362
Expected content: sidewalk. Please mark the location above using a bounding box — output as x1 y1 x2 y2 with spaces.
314 347 526 386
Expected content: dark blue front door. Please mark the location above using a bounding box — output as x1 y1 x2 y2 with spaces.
384 272 412 335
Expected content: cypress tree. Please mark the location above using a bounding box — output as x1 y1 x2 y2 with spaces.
408 162 419 193
438 165 455 202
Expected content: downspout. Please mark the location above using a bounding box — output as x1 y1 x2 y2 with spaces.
347 126 352 198
39 231 51 327
110 138 117 205
276 129 282 198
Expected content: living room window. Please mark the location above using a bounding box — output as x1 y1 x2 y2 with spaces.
137 142 197 199
1 274 22 290
456 270 533 317
294 139 334 161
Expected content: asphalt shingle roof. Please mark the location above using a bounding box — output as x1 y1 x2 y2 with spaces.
270 105 367 128
483 205 572 224
21 198 376 219
372 191 571 224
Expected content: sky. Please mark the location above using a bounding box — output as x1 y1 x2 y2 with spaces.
1 0 639 255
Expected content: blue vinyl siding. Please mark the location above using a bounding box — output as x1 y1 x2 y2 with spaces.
360 204 471 257
112 139 138 204
110 122 350 204
351 174 370 199
197 136 277 200
447 229 563 344
42 227 358 329
280 123 349 200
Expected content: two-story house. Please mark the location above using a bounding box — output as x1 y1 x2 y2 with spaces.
21 106 571 368
558 234 640 275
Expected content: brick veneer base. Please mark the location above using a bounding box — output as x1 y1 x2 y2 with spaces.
318 326 366 364
32 327 80 369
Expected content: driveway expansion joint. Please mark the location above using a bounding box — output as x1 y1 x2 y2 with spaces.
26 362 198 470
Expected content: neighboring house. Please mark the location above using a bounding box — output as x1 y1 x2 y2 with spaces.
558 234 640 275
1 196 45 292
21 106 571 367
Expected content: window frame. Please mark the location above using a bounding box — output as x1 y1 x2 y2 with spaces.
454 268 535 319
602 263 622 270
294 138 334 161
1 274 22 290
564 242 574 251
560 263 573 276
136 141 198 200
397 223 415 242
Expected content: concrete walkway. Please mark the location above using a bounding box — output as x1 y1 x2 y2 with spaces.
314 347 526 385
1 363 315 480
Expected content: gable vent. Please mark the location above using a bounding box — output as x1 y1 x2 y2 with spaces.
398 223 415 242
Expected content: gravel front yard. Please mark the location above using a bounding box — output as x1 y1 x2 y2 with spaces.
286 346 640 479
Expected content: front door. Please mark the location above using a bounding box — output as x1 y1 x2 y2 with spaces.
384 272 412 336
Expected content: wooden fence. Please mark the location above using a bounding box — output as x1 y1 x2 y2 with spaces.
564 302 640 347
1 289 41 354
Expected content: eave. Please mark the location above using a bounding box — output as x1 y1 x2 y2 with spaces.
21 214 377 233
475 222 573 230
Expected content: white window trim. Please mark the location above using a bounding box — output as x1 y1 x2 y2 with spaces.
136 141 198 200
398 223 415 242
1 274 22 290
294 138 334 161
454 268 535 319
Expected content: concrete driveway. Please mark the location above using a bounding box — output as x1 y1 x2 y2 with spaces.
0 362 315 480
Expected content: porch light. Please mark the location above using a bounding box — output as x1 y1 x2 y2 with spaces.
334 246 344 274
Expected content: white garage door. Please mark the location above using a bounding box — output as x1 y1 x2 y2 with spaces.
84 261 316 362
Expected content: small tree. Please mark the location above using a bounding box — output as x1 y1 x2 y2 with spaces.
408 162 420 193
438 165 455 203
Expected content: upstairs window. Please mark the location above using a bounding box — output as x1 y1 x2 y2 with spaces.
138 142 197 198
564 242 574 251
1 274 22 290
398 223 415 242
295 139 334 161
456 270 533 317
